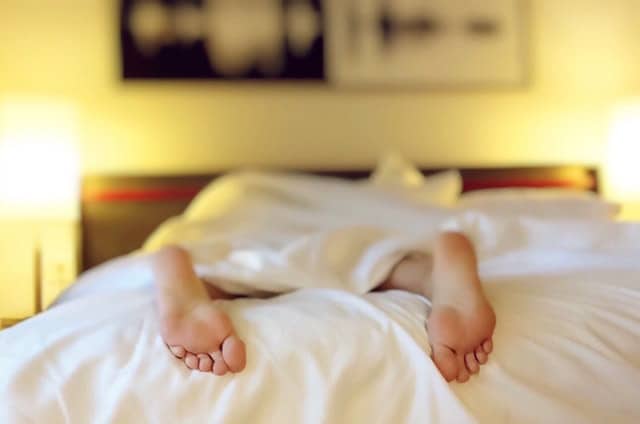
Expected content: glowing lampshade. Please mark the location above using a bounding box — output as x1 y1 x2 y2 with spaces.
0 100 80 219
605 102 640 219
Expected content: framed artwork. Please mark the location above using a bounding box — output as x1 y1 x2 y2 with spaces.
120 0 527 87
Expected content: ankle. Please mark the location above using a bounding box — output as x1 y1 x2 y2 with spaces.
386 253 434 298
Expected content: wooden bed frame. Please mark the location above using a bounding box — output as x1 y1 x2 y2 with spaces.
80 166 598 272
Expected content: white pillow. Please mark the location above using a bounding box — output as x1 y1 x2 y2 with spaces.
458 188 620 220
368 153 462 207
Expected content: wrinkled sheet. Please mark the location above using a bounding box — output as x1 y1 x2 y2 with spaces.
2 172 640 423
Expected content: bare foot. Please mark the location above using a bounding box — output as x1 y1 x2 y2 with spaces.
427 232 496 382
428 303 495 382
152 246 246 375
382 232 496 383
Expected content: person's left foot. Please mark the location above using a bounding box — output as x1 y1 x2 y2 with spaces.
152 246 247 375
160 297 246 375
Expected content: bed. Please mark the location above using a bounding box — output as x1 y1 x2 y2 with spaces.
1 161 639 424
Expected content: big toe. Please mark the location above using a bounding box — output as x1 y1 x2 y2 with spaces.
431 344 459 382
222 335 247 373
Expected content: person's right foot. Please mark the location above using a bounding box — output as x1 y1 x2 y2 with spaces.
426 232 496 383
383 232 496 383
427 301 495 382
152 246 246 375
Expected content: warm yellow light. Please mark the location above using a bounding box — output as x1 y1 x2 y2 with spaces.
0 99 80 219
605 103 640 202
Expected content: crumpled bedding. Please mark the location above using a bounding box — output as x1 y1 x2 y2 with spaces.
2 172 639 423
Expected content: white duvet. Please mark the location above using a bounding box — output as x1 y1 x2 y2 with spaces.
1 172 640 424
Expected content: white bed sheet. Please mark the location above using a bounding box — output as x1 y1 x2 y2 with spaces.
2 288 474 423
1 173 640 423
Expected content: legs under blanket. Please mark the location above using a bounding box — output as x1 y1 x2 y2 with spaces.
161 225 442 297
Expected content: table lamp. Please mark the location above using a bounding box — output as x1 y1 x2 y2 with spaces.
0 99 80 319
605 102 640 220
0 100 79 219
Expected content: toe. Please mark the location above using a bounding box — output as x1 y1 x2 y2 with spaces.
431 344 459 382
457 370 470 383
465 352 480 374
184 353 199 370
456 354 470 383
198 354 213 372
474 346 488 364
483 339 493 354
169 345 186 359
212 351 229 376
222 335 247 373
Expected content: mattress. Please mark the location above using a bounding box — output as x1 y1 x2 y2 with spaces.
1 172 639 423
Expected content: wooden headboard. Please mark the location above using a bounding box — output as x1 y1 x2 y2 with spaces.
81 166 598 272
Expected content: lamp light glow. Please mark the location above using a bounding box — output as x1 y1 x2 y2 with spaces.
606 104 640 199
604 102 640 220
0 99 80 219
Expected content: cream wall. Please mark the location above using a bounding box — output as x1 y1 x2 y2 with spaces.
1 0 640 174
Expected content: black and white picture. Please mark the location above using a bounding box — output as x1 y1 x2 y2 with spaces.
120 0 526 86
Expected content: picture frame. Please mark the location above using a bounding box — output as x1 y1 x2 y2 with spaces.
120 0 527 88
